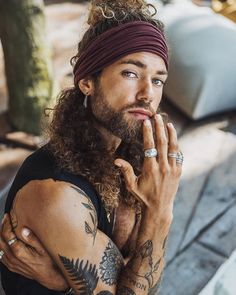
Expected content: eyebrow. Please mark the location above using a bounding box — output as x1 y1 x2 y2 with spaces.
119 59 168 75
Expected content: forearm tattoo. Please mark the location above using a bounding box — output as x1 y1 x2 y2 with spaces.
71 186 98 244
59 255 113 295
128 240 161 288
99 241 124 286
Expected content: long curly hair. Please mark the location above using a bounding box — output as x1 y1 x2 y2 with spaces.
48 0 166 214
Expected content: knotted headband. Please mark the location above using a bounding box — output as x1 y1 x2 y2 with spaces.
73 21 168 85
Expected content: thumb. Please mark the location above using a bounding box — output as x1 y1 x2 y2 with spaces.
114 159 137 192
22 228 46 255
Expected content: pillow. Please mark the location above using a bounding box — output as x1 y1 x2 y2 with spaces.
157 1 236 119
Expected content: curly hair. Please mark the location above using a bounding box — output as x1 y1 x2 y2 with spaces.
48 0 166 214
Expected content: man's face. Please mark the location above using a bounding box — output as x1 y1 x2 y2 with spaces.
90 52 168 142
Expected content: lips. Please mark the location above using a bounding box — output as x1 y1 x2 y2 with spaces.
127 108 153 118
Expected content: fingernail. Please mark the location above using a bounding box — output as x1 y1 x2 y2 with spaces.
22 228 30 237
167 122 173 128
144 119 151 126
157 114 162 120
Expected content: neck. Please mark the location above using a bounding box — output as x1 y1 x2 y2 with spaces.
94 123 122 154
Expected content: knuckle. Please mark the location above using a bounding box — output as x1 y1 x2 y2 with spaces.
13 247 24 260
161 166 170 175
158 137 167 146
126 182 135 192
174 165 182 177
170 143 179 151
149 165 158 175
1 230 10 241
122 166 130 174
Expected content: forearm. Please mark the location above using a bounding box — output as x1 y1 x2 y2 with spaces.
117 208 171 295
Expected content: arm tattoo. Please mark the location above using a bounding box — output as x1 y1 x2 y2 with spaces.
148 280 161 295
71 186 98 244
126 276 147 291
99 241 124 286
128 240 161 288
117 286 136 295
59 255 99 295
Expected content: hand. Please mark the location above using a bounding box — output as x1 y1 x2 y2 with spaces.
0 214 68 291
114 114 182 220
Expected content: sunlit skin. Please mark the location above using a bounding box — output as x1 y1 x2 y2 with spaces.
0 51 182 295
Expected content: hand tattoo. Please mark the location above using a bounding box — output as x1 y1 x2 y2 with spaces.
99 241 124 286
71 186 98 244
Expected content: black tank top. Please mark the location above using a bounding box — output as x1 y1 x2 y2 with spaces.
0 145 113 295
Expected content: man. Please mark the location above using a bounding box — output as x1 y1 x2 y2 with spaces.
0 1 183 294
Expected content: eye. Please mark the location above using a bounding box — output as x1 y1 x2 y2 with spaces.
122 71 138 78
152 78 164 87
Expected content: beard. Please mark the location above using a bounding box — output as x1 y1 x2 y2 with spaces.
90 82 153 143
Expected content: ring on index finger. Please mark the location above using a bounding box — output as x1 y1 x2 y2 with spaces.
8 237 17 246
0 250 5 260
144 148 158 158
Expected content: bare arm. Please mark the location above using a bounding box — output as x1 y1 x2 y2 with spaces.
1 114 181 294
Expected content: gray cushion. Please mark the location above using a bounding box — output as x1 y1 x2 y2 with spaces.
158 1 236 119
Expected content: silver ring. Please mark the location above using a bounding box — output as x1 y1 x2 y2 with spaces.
0 250 5 260
168 153 178 159
144 148 158 158
176 152 184 165
8 237 17 246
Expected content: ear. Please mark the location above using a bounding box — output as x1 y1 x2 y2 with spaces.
78 77 94 96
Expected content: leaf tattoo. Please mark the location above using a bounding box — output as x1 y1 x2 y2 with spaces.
129 240 162 288
59 255 99 295
71 186 98 243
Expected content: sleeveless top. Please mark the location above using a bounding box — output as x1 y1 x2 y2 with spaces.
0 145 113 295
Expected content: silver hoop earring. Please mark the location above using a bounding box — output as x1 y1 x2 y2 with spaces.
83 95 88 108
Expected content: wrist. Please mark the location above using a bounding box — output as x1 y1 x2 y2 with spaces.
141 207 172 238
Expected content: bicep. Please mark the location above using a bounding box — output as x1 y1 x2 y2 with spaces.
15 180 124 294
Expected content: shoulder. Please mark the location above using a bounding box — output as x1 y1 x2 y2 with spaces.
13 179 96 237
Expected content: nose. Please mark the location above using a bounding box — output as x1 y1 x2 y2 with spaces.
136 79 154 104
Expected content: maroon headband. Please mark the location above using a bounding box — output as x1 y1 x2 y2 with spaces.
73 21 168 85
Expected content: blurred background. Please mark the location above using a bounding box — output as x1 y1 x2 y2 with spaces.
0 0 236 294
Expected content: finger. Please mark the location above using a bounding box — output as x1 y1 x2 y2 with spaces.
21 228 46 255
155 114 168 168
1 215 44 257
1 214 17 243
143 119 158 166
167 123 179 167
114 159 137 193
0 236 16 264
